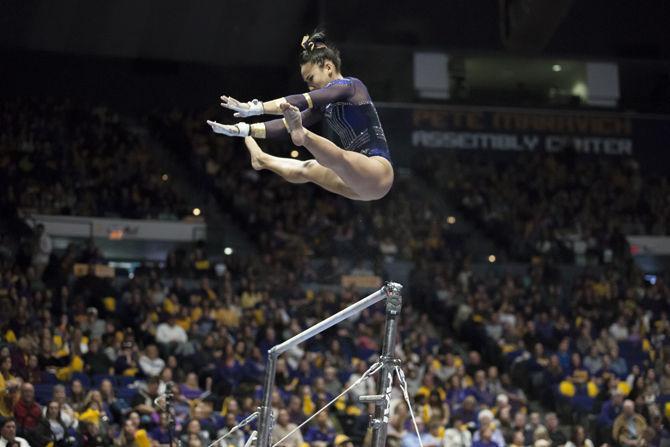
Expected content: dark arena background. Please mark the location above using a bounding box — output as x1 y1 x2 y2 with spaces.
1 1 670 447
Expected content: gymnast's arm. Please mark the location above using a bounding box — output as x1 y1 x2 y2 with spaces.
221 80 354 117
261 79 354 115
249 108 322 139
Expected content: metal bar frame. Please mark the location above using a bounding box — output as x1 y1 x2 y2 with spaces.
256 282 403 447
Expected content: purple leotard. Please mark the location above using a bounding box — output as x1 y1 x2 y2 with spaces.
264 77 391 162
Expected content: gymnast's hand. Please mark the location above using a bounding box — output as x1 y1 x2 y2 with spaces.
220 95 264 117
206 120 250 137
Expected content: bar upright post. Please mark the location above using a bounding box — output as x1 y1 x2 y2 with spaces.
370 282 403 447
257 353 277 447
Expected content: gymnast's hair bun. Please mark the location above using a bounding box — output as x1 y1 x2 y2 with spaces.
300 29 328 52
299 29 341 71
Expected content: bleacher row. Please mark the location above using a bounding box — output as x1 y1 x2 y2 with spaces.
33 374 138 405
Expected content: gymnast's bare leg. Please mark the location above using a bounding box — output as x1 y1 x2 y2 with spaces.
243 137 359 200
280 103 393 201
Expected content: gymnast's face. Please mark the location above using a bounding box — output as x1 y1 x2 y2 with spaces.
301 60 337 91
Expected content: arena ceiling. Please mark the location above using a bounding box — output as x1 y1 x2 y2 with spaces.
1 0 668 66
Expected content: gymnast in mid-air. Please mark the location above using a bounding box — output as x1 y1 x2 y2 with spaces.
207 30 393 201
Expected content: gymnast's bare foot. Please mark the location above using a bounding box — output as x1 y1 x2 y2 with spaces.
280 102 307 146
244 136 266 170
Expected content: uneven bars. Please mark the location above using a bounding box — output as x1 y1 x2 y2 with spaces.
269 283 400 357
257 282 402 447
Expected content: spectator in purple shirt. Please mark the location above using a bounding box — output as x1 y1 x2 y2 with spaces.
180 373 204 401
303 411 336 446
473 424 501 447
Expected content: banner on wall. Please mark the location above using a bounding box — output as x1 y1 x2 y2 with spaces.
376 103 670 168
27 214 206 242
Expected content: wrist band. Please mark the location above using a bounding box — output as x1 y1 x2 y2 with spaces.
249 99 263 116
236 122 250 137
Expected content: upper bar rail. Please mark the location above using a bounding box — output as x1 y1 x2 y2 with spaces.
269 282 401 356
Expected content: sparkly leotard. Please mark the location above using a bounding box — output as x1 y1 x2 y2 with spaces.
265 77 392 163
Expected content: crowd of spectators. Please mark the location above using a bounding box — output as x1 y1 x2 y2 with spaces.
409 249 670 447
0 227 492 447
5 215 649 447
3 212 667 447
414 151 669 265
0 97 189 220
